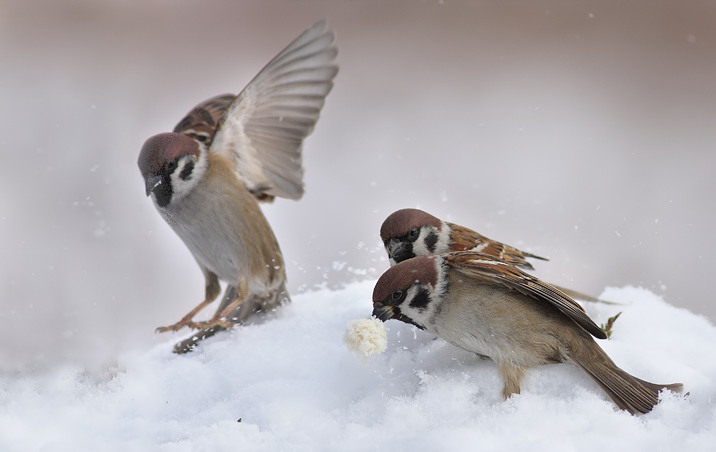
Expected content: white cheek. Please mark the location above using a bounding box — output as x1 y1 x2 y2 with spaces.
412 226 450 256
411 239 431 257
435 225 452 254
169 151 209 203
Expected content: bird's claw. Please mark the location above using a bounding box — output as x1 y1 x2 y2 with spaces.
191 318 234 330
155 320 202 333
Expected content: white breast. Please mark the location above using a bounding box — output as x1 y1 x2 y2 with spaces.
159 191 250 285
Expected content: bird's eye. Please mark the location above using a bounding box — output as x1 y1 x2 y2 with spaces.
165 159 178 173
391 290 403 301
407 227 420 241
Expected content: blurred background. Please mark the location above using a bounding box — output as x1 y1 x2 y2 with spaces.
1 0 714 371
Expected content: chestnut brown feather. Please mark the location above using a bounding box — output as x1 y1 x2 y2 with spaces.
447 222 548 270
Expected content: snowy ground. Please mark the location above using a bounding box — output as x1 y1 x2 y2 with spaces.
2 282 714 451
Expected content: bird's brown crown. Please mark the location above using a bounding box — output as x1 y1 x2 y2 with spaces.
373 255 439 303
138 132 200 177
380 208 442 241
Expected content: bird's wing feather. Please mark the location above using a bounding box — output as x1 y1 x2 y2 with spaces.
448 223 548 270
208 20 338 201
444 251 606 339
174 94 235 144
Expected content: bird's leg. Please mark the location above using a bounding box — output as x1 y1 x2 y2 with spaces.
155 299 216 332
191 280 249 330
498 363 526 400
156 271 221 333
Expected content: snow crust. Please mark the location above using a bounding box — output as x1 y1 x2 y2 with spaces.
1 282 714 451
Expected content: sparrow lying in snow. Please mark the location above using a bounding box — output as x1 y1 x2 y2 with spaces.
372 252 683 414
380 208 610 304
138 21 337 353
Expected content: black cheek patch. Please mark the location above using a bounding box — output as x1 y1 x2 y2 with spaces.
425 232 438 253
409 288 430 310
179 160 195 181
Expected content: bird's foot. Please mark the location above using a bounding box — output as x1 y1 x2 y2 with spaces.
191 317 234 330
156 317 203 333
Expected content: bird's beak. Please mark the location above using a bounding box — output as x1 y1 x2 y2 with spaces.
372 303 394 322
145 175 163 196
387 239 412 264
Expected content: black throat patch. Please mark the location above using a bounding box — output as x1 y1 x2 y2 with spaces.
153 175 173 208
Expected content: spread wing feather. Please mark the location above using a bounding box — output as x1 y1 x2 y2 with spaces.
209 20 338 201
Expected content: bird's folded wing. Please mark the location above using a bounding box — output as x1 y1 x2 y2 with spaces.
445 251 607 339
448 222 548 270
173 94 235 143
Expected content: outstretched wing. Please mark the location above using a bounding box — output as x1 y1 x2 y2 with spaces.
444 251 606 339
447 222 549 270
209 20 338 201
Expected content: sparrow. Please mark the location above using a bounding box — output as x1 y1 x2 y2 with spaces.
372 252 683 414
380 208 609 304
138 21 338 352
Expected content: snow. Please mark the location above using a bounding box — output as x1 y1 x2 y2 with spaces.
1 282 714 451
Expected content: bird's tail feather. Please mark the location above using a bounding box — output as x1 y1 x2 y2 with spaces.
569 339 682 414
554 285 619 305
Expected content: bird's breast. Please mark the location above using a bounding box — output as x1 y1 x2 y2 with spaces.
432 277 565 366
157 170 284 291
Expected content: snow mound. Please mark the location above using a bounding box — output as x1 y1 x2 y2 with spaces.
1 282 715 451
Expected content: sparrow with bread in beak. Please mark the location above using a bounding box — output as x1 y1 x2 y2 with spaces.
372 252 682 414
137 21 338 352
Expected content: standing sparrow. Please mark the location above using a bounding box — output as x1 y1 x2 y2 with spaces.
380 208 609 303
372 252 682 414
138 21 338 352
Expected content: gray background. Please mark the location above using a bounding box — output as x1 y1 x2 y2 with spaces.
2 0 714 370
